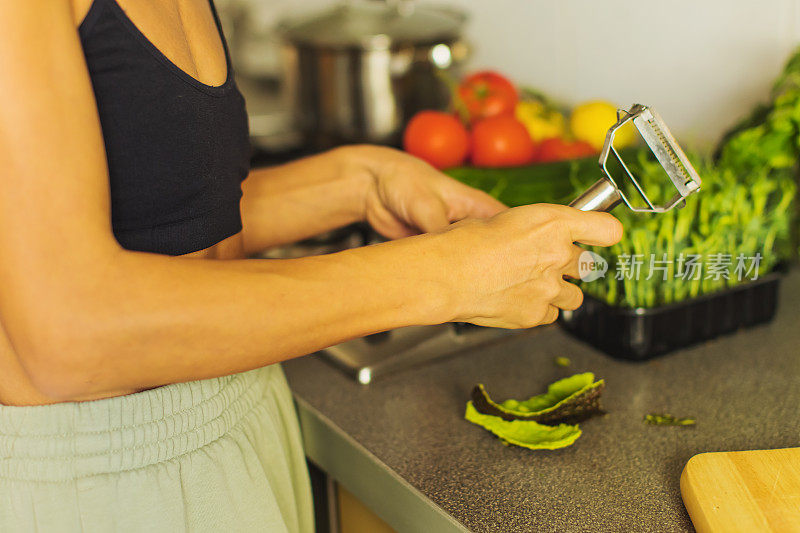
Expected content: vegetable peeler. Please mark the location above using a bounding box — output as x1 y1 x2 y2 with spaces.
569 104 701 212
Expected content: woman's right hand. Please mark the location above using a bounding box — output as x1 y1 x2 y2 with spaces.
430 204 623 329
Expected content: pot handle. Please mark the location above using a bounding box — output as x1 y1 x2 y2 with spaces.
427 39 471 69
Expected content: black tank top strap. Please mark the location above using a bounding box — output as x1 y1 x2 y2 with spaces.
206 0 232 69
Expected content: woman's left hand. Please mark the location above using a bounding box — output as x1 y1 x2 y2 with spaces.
349 145 508 239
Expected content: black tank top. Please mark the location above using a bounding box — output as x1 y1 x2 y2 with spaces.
78 0 250 255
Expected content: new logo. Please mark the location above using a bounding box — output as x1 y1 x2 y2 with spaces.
578 250 608 282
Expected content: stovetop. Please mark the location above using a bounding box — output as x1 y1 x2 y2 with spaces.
322 323 516 384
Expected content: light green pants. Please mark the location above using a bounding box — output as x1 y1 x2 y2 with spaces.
0 364 314 533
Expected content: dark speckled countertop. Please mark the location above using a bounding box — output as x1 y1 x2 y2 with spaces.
283 272 800 533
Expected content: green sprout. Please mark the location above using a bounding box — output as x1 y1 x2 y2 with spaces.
554 356 572 368
643 414 696 426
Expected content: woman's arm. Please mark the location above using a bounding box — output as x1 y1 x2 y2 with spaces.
240 150 369 253
240 146 509 254
0 1 435 399
0 2 621 402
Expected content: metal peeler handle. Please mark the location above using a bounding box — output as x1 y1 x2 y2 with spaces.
569 178 622 212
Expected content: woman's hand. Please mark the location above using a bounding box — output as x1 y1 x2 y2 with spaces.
425 203 623 329
241 144 504 252
348 145 508 239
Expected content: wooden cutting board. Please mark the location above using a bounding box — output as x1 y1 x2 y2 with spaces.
681 448 800 532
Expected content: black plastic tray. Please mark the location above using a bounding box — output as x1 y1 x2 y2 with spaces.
558 273 781 361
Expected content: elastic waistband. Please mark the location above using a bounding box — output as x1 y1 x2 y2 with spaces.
0 366 279 483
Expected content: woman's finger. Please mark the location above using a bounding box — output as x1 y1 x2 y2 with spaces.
408 195 450 233
534 204 623 247
566 210 623 247
366 206 419 239
562 245 585 279
441 181 508 220
463 187 508 218
551 280 584 311
541 305 560 325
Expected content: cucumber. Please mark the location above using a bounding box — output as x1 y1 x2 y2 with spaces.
445 157 597 207
445 154 623 207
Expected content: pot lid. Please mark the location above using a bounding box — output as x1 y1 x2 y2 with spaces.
278 1 466 49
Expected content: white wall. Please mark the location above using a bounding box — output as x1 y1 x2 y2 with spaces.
454 0 800 146
229 0 800 146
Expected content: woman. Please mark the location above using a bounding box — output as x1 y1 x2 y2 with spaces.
0 0 622 531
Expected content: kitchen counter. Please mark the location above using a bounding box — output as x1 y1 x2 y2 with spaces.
283 271 800 533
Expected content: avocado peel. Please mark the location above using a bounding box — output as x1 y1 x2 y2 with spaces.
464 402 582 450
464 373 606 451
471 372 605 424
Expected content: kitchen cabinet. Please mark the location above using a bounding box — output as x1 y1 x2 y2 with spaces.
337 485 395 533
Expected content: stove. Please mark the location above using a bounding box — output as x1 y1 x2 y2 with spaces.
322 323 517 384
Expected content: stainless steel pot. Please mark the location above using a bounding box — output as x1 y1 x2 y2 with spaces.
277 1 469 148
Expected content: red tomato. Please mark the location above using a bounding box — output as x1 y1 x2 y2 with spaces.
458 71 519 123
535 137 597 163
471 116 536 168
403 111 470 169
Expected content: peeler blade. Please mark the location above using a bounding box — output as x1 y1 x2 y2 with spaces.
632 106 701 196
574 103 702 213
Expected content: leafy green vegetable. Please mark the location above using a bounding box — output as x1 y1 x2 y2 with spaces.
471 373 605 424
643 414 696 426
580 47 800 307
580 153 795 308
713 46 800 261
718 46 800 176
464 402 582 450
554 356 571 367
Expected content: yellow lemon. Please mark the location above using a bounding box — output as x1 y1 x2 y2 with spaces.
515 101 565 142
569 100 636 150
